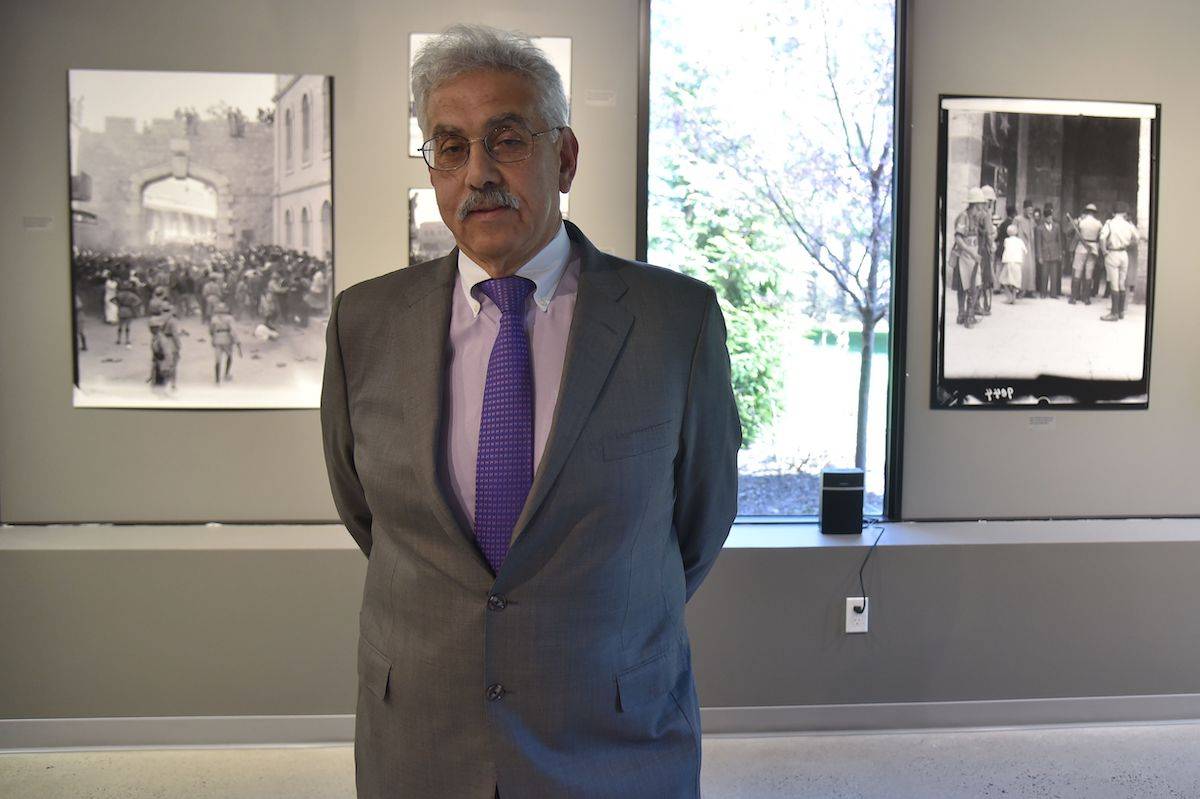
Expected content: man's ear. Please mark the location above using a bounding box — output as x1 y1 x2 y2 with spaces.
557 127 580 194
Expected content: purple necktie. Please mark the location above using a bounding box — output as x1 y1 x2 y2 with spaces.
474 276 536 574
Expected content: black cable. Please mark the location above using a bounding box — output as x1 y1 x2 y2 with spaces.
854 519 886 613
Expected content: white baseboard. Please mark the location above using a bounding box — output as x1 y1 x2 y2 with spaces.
700 693 1200 735
4 694 1200 751
0 714 355 752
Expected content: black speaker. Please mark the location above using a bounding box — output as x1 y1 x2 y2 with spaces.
820 467 864 534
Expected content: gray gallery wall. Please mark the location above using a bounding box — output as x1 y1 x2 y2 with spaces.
2 0 1200 739
0 0 639 524
900 0 1200 519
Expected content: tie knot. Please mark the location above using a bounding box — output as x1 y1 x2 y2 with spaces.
478 276 535 316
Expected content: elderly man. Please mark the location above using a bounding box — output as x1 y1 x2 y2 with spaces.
321 24 740 799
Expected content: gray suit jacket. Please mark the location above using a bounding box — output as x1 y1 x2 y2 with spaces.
321 221 740 798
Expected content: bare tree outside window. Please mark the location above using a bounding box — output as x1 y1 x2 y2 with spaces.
649 0 895 515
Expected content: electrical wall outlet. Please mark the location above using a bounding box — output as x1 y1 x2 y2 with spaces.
845 597 869 634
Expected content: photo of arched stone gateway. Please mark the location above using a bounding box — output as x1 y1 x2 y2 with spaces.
68 69 333 408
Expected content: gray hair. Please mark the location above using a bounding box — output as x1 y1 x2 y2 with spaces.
411 24 569 138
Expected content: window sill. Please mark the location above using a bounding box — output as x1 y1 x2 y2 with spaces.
2 517 1198 552
726 516 1200 548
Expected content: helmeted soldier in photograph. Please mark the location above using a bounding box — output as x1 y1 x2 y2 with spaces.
949 187 988 328
1099 201 1138 321
1068 203 1103 305
975 184 998 316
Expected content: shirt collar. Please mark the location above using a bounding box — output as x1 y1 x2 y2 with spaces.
457 222 570 317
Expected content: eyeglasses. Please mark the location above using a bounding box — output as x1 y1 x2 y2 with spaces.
420 123 564 171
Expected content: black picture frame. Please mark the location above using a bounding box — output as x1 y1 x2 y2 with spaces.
932 94 1160 410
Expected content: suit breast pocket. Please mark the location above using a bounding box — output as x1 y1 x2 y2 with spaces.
602 419 675 462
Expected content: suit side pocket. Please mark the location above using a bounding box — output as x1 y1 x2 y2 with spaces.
615 647 683 711
358 636 392 701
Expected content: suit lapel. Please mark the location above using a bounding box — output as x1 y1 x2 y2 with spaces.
509 222 632 548
396 251 490 570
400 224 633 583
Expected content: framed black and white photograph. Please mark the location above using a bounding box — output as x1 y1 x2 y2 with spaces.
932 96 1159 408
408 188 455 265
407 33 572 159
68 69 334 409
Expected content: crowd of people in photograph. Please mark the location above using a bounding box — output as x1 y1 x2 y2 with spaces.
948 186 1141 329
73 243 330 389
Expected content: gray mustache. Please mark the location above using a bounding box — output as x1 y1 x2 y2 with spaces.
457 188 521 221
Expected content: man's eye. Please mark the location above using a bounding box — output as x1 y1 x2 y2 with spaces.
493 137 523 151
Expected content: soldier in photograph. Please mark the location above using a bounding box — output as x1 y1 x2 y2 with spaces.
109 280 142 347
148 303 182 390
263 267 289 330
201 271 223 324
949 187 988 328
148 285 171 316
1035 203 1065 298
1099 201 1138 322
208 300 241 383
975 185 998 316
1067 203 1102 305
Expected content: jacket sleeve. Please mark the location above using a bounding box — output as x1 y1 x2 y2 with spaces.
320 290 374 558
673 287 742 603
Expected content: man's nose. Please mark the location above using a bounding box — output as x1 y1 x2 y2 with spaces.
464 141 503 190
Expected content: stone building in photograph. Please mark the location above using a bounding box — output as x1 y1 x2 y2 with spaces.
273 75 333 262
70 111 274 252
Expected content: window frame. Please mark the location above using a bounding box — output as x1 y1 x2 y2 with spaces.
322 77 332 155
635 0 912 522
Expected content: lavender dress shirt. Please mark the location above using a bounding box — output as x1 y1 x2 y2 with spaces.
442 222 578 532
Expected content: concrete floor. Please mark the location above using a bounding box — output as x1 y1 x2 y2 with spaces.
2 722 1199 798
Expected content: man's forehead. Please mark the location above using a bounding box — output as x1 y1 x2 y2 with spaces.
425 70 540 133
431 111 532 136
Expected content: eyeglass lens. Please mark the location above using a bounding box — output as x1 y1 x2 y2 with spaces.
424 126 534 170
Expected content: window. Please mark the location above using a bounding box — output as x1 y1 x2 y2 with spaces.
301 206 311 251
321 200 333 258
301 93 312 164
284 209 293 248
322 77 332 154
285 108 294 172
646 0 898 517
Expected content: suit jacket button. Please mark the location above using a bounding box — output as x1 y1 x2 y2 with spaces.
487 683 505 701
487 594 507 611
